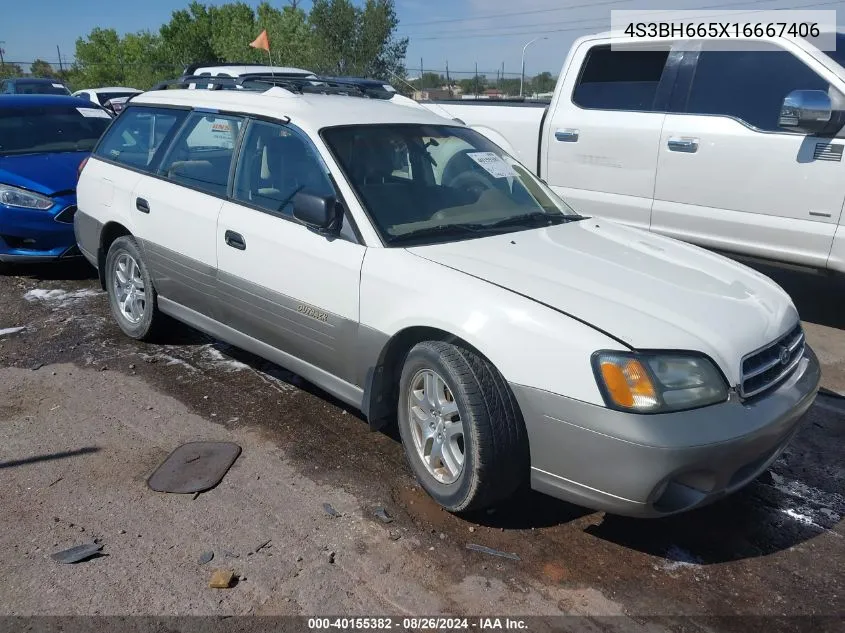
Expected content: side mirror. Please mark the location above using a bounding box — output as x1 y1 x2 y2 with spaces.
778 90 838 134
292 191 341 233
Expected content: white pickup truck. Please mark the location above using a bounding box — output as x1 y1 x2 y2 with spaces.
421 31 845 275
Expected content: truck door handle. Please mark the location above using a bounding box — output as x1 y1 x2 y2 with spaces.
135 197 150 213
667 137 699 153
554 129 579 142
224 230 246 251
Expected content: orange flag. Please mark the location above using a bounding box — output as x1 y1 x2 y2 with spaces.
250 29 270 52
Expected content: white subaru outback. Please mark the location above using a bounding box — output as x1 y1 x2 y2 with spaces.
75 80 820 517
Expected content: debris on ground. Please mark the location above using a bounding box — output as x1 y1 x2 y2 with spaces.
253 539 271 554
50 542 103 564
31 363 44 371
388 529 402 541
466 543 520 561
209 569 235 588
0 326 25 337
323 503 341 518
468 526 476 533
373 506 393 523
328 551 336 564
147 441 242 494
198 551 214 565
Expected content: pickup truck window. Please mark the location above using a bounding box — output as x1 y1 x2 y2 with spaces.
323 124 579 246
573 46 669 112
685 45 829 132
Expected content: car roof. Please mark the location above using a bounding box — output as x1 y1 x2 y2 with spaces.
193 65 314 76
131 88 449 129
0 94 98 108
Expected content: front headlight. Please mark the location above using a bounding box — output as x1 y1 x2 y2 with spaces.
592 351 728 413
0 184 54 210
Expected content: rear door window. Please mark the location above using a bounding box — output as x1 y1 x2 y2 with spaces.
95 106 187 172
159 112 244 197
573 46 670 111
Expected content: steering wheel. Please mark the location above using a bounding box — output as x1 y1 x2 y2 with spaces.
446 170 496 198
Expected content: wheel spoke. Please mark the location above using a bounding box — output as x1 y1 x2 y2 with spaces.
440 401 459 421
427 437 443 469
440 438 462 476
423 371 438 409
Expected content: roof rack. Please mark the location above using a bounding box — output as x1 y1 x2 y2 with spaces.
149 74 396 100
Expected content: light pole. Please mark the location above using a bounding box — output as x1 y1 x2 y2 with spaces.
520 36 547 97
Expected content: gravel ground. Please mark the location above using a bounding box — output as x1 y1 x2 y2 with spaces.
0 259 843 631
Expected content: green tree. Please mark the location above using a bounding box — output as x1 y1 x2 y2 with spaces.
413 72 444 89
160 1 218 68
0 63 24 79
458 74 486 95
210 2 261 63
257 2 313 68
29 59 56 77
70 27 173 90
529 71 555 94
309 0 407 78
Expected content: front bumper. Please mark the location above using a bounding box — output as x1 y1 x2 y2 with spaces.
512 345 821 517
0 200 80 263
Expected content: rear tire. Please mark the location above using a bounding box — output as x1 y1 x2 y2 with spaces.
105 236 161 340
397 340 529 512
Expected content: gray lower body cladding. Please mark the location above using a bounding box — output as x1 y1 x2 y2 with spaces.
72 209 102 268
511 346 821 517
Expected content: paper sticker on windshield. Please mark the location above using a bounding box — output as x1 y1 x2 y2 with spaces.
76 107 111 119
467 152 516 178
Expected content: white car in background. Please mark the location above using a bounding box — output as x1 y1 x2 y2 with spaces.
73 87 142 110
74 79 820 518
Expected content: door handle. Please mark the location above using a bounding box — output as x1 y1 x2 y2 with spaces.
554 128 579 142
667 137 699 153
224 230 246 251
135 197 150 213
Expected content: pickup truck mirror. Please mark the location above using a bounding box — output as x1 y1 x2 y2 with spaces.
292 191 341 233
778 90 841 135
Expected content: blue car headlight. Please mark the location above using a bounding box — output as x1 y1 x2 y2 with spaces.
0 183 54 210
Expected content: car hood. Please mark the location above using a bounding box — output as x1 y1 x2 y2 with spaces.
408 219 799 385
0 152 86 197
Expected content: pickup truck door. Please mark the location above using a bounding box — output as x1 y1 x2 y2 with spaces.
652 42 844 269
215 119 366 400
542 43 679 230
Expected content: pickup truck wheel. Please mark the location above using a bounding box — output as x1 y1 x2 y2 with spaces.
105 236 161 341
397 341 529 512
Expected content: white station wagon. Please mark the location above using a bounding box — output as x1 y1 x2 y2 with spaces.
75 77 821 517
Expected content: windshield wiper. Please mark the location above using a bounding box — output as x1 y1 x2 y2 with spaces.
480 212 580 231
387 223 486 245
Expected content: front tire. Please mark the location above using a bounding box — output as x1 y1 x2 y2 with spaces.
397 341 529 512
105 236 161 340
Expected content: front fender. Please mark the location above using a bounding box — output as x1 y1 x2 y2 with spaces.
359 248 624 407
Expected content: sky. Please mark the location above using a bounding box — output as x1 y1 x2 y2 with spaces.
1 0 844 78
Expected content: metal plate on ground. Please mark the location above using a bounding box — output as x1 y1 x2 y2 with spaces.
147 441 241 494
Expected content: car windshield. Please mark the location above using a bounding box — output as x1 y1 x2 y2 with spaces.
0 106 111 155
13 81 71 95
322 124 581 245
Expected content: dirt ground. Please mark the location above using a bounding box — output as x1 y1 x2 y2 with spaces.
0 258 843 631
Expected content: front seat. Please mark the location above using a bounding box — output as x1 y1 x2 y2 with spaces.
256 134 331 214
